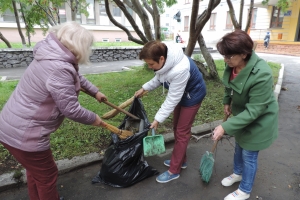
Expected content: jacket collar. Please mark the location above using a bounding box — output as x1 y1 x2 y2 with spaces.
223 50 260 94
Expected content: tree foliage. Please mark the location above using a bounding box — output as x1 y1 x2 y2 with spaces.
0 0 89 47
262 0 291 12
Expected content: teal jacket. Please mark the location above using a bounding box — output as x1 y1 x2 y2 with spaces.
221 51 278 151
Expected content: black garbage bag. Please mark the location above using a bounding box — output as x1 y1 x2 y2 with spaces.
91 98 159 187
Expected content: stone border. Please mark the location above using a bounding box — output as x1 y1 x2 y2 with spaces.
0 47 142 69
274 64 284 100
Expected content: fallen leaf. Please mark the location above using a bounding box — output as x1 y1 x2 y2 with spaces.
297 106 300 111
281 87 288 91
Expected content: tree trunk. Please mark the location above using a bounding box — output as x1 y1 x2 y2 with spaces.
227 0 241 29
0 32 12 48
198 33 220 80
244 0 254 33
12 0 26 46
70 0 78 21
239 0 244 28
151 0 160 40
107 0 146 44
193 59 211 79
185 0 221 56
20 3 31 46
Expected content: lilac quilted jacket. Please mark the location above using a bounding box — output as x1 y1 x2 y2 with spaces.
0 33 99 152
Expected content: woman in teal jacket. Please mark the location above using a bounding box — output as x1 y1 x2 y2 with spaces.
212 30 278 200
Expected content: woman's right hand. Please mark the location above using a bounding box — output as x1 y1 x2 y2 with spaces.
92 115 104 127
224 104 231 116
134 88 145 98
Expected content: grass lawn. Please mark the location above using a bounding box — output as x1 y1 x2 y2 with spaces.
0 60 281 167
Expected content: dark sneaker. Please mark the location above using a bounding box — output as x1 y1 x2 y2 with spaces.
156 171 180 183
164 160 187 169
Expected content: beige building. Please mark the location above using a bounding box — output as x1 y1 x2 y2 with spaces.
167 0 300 56
0 0 141 43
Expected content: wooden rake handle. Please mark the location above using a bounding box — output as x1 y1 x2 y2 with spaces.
80 88 140 120
211 114 229 153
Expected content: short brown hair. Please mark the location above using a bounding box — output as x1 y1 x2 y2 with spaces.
139 40 167 63
216 30 253 61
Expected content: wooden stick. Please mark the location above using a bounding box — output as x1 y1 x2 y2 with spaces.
80 88 140 120
101 91 148 119
211 114 229 153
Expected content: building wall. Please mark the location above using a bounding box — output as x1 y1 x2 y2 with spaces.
250 1 300 43
0 0 142 43
0 25 139 43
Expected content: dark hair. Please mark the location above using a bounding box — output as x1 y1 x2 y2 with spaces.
139 40 167 63
216 30 253 61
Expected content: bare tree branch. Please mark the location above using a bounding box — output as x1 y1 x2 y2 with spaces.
123 0 136 12
141 0 153 15
106 0 145 44
12 0 26 46
198 33 219 80
239 0 244 27
226 0 241 29
244 0 254 33
185 0 220 55
151 0 160 40
0 32 12 48
130 0 154 40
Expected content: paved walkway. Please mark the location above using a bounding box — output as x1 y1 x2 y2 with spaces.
1 53 300 200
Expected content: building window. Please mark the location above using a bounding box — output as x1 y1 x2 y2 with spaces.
270 6 284 28
166 14 169 17
250 8 257 28
86 0 95 24
99 0 107 16
209 13 216 30
185 0 190 4
184 16 189 32
115 38 121 42
225 11 233 29
166 23 169 26
2 10 16 22
59 4 67 23
102 38 109 42
112 5 121 17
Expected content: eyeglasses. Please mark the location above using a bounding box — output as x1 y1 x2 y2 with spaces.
222 55 235 60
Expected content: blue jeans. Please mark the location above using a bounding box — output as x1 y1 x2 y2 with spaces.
233 142 259 194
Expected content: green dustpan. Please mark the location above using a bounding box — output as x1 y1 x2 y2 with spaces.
143 129 166 157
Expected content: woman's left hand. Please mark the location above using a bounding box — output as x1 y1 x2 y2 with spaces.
150 120 159 130
212 125 225 141
95 92 107 102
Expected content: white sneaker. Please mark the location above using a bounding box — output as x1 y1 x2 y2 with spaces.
224 189 250 200
221 173 242 186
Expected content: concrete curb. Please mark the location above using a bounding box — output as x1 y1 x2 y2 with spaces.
274 64 285 100
0 63 285 193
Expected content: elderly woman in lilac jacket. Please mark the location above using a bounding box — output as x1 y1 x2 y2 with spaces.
0 22 105 200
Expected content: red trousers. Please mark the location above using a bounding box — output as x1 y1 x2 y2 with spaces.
1 142 59 200
169 103 201 174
